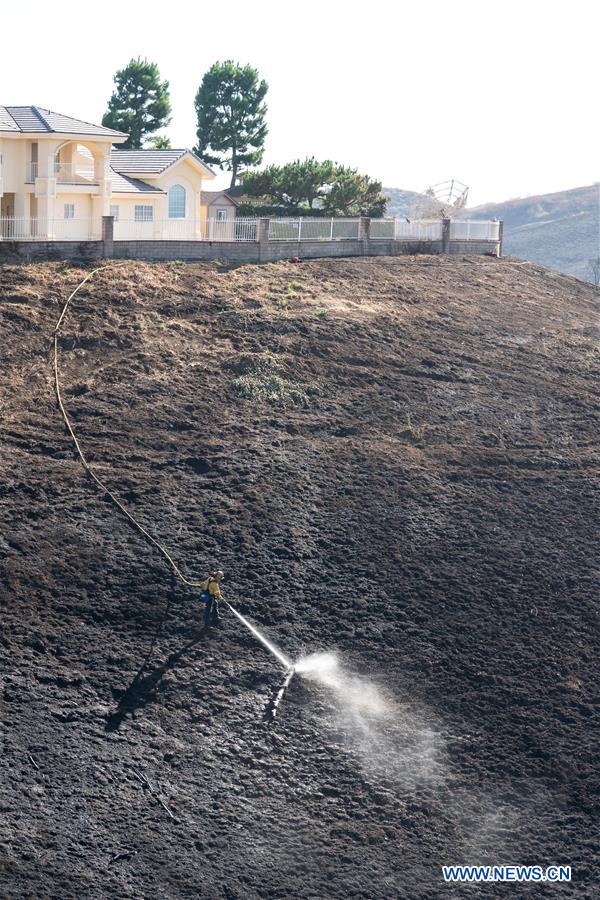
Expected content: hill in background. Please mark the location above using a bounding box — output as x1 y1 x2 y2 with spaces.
382 186 427 218
458 184 599 282
384 183 598 282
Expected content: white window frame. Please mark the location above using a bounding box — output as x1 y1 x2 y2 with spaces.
168 184 186 219
215 208 228 222
134 205 153 222
64 203 75 220
110 205 120 221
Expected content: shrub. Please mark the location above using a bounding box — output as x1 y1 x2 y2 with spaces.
230 372 309 405
226 351 313 405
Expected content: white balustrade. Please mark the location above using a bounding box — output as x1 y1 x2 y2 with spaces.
450 220 500 241
0 214 500 246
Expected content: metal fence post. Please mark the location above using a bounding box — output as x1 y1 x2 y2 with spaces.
498 220 504 257
298 218 303 241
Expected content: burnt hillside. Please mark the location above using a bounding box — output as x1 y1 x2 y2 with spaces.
1 256 598 898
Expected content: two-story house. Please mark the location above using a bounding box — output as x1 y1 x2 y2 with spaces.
0 106 235 241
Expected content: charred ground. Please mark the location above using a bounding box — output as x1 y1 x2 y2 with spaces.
0 256 598 898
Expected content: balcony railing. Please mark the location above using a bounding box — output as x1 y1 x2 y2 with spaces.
25 161 97 183
54 162 97 184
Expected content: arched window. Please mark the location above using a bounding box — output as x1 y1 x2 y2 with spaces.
168 184 186 219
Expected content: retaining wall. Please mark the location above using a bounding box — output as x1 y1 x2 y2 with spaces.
0 238 500 264
0 241 105 261
447 240 500 255
112 240 260 263
111 239 447 262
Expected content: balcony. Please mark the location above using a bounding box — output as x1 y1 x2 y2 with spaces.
25 161 98 184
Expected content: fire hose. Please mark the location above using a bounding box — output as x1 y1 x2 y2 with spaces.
52 265 295 717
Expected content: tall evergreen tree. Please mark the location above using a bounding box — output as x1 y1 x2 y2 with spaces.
103 58 171 149
194 61 268 188
147 135 172 150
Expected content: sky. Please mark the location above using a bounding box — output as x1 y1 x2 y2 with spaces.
3 0 597 207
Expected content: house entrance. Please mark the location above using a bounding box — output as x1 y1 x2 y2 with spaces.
1 193 15 217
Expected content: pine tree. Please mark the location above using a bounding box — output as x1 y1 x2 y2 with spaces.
103 58 171 149
194 61 268 188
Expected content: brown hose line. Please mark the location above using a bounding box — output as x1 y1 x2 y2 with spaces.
52 265 207 589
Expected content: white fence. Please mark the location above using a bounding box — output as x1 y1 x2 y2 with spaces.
370 219 443 240
206 217 257 242
0 215 501 245
369 219 395 239
112 217 257 242
113 218 200 241
395 219 443 240
269 218 360 241
0 217 101 240
450 220 500 241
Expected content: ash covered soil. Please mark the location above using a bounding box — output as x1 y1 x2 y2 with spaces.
0 256 598 899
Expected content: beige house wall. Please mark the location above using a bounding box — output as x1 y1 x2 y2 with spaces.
0 131 214 240
0 133 113 233
199 197 237 230
108 157 215 239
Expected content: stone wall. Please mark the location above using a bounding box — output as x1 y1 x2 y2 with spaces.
447 240 501 255
112 240 260 263
110 239 498 262
0 220 501 264
0 241 104 261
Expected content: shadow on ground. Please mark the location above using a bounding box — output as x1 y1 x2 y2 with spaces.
105 628 209 731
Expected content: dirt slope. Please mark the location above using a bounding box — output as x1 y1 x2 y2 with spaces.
1 256 598 899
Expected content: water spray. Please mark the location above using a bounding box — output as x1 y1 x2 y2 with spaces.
222 602 298 721
263 666 296 723
224 601 292 670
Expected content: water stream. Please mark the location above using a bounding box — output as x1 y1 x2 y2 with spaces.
226 602 292 670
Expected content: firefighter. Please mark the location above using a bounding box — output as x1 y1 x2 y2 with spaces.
199 570 225 628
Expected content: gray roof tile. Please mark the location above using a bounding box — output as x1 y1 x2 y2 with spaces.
110 149 215 176
110 169 164 194
0 105 126 136
0 107 20 131
110 149 188 174
200 190 238 206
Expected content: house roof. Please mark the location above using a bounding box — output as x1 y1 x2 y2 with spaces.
111 149 215 177
0 107 19 132
200 190 239 207
109 169 165 195
0 106 127 137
